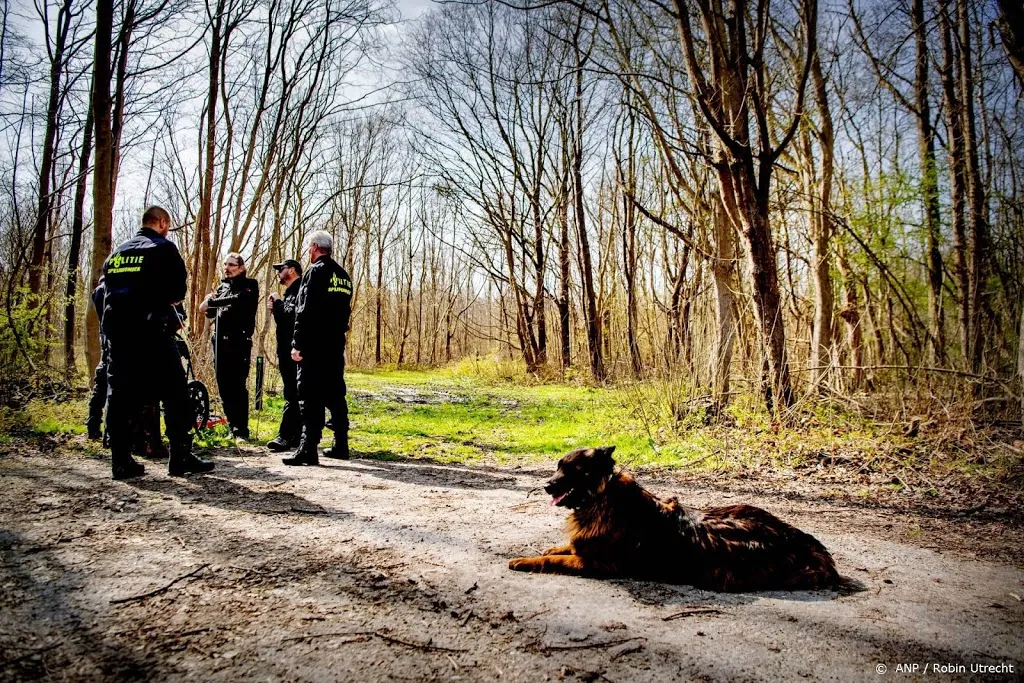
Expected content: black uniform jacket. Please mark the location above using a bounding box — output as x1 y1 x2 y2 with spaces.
92 283 107 351
272 279 302 357
205 274 259 343
292 255 352 362
101 227 186 337
91 283 105 320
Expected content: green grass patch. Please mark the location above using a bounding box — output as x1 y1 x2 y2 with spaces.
1 400 88 436
344 371 643 465
3 368 1020 495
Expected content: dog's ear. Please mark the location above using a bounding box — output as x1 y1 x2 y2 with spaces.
593 445 616 472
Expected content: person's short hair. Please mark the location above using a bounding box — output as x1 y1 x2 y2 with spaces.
142 206 170 227
306 230 333 256
226 252 245 270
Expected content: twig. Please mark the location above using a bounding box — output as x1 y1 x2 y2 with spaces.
280 632 371 644
662 608 723 621
536 636 642 652
110 563 210 605
282 630 468 653
610 641 645 660
374 631 469 653
520 608 551 621
0 641 62 669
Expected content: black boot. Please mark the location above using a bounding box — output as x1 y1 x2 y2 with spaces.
169 448 215 477
86 421 103 440
267 436 292 452
282 441 318 466
112 452 145 480
323 432 349 460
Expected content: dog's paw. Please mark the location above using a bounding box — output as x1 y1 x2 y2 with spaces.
508 557 532 571
543 545 572 556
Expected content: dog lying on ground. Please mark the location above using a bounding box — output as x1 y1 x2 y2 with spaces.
509 446 847 592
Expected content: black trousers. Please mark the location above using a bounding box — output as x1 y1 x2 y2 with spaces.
297 358 347 448
87 358 107 433
276 351 301 444
213 338 251 436
105 332 191 462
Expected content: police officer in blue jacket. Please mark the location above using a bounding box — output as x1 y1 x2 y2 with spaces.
102 206 214 479
283 230 352 466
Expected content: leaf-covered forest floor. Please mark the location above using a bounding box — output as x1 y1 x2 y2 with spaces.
1 368 1022 680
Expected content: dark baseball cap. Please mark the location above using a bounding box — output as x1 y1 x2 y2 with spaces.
272 258 302 275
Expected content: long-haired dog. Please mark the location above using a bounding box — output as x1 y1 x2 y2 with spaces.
509 446 847 592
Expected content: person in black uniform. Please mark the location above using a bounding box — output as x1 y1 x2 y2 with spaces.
86 278 166 458
102 206 214 479
86 279 109 440
267 258 303 451
200 253 258 439
283 231 352 466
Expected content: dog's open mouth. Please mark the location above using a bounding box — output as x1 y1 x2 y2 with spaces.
550 490 572 506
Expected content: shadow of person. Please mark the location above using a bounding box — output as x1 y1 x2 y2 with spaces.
324 449 531 492
127 473 349 518
0 529 158 681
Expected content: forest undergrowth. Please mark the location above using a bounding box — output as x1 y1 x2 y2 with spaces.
2 364 1020 525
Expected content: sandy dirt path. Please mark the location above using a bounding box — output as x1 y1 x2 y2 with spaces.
1 442 1022 682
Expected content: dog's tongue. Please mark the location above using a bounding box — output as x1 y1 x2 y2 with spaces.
550 493 568 506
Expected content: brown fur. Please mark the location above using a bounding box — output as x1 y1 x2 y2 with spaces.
509 446 845 592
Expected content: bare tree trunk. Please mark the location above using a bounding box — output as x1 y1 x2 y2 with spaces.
64 105 94 379
617 107 642 377
531 149 547 367
957 0 990 376
996 0 1024 84
807 50 835 393
711 193 736 411
836 240 864 391
195 2 223 336
375 236 384 365
911 0 946 365
938 0 970 366
1018 303 1024 418
666 251 687 364
575 143 603 381
740 191 795 410
672 0 813 409
569 28 602 381
108 0 134 205
557 180 571 371
29 0 73 302
85 0 115 376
